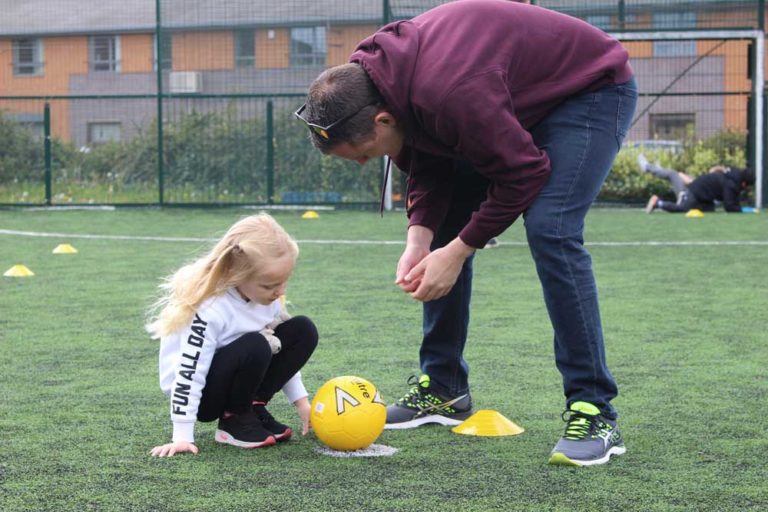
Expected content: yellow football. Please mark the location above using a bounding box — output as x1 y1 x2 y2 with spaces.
310 375 386 451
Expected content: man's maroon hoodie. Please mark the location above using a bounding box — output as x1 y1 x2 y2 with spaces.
350 0 633 247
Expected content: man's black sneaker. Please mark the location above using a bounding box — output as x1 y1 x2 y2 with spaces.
385 375 473 429
252 401 292 442
548 401 626 466
214 410 277 448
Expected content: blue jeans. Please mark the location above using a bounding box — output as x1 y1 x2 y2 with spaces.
420 162 488 398
420 78 638 419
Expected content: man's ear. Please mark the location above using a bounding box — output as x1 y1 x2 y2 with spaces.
374 111 396 126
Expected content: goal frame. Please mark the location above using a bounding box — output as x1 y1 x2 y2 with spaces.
612 29 764 209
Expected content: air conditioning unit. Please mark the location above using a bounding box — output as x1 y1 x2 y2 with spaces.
169 71 201 94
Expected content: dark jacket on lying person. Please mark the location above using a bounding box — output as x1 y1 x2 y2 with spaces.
686 167 754 212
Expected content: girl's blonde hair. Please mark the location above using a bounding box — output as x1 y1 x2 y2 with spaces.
146 214 299 337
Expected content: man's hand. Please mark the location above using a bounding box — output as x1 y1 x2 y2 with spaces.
395 225 433 292
405 238 475 302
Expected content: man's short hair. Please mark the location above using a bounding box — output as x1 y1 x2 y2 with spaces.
303 63 383 151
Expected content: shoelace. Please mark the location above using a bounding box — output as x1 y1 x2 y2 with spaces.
561 410 599 441
397 375 426 405
397 376 460 415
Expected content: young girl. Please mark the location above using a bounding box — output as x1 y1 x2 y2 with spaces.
147 214 318 457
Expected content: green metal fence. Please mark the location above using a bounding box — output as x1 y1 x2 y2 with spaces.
0 1 765 206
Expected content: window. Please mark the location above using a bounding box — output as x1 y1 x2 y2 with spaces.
653 11 697 30
234 30 255 68
653 12 697 57
90 35 121 72
15 114 45 139
654 40 697 57
12 39 43 76
649 113 695 140
87 122 122 145
154 33 173 71
290 27 326 67
21 122 45 139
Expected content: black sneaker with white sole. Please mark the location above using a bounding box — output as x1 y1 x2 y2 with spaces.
385 375 473 429
252 401 293 442
548 401 626 466
214 410 277 448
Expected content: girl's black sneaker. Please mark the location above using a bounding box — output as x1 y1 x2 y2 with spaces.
252 401 293 441
215 410 276 448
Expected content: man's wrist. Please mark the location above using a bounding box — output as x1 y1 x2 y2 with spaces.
449 237 476 258
406 224 434 248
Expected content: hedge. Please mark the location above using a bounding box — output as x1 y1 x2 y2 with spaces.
0 109 748 204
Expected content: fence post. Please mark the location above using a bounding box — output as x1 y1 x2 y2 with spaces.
43 102 52 206
266 100 274 204
155 0 165 205
618 0 626 31
382 0 397 210
754 31 765 210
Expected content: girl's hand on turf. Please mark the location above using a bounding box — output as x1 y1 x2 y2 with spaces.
150 441 199 457
294 397 311 435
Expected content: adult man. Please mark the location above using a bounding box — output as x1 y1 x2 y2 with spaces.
295 0 636 466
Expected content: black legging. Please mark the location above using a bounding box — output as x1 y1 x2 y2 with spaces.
197 316 318 421
659 194 715 213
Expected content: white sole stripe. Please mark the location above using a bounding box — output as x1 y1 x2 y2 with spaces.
384 415 464 429
214 430 275 448
563 445 627 467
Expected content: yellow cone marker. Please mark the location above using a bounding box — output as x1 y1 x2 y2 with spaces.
685 209 704 218
53 243 78 254
451 410 524 437
302 210 320 219
4 264 35 277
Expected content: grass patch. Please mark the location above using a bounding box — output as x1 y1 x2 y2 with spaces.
1 208 766 511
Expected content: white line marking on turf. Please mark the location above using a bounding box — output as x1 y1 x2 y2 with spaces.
582 240 768 246
0 229 766 247
0 229 211 243
315 444 399 457
0 229 402 244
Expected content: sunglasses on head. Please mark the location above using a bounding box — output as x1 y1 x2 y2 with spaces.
294 101 377 140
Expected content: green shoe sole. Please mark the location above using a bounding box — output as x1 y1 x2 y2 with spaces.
548 452 581 466
548 445 626 466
